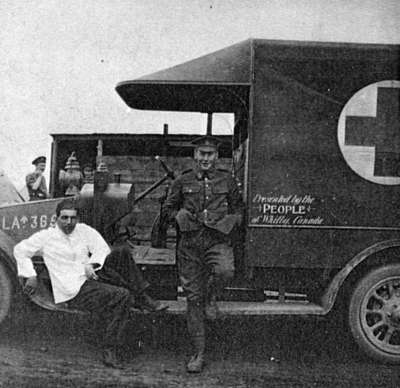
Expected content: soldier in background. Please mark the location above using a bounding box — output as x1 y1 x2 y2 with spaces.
162 135 243 373
26 156 48 201
82 163 95 185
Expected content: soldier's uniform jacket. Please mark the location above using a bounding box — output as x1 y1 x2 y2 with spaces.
25 173 48 201
163 167 243 235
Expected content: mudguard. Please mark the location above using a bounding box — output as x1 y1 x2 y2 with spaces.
321 239 400 312
0 229 18 275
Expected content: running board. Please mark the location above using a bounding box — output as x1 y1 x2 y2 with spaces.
30 288 326 317
157 299 327 316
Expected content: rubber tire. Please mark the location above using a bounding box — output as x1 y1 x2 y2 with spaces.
348 264 400 364
0 261 13 325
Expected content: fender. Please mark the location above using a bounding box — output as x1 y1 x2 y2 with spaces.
321 239 400 313
0 229 17 276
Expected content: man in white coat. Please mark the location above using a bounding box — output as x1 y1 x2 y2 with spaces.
14 199 165 368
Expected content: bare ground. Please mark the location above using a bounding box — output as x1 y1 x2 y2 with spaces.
0 298 398 388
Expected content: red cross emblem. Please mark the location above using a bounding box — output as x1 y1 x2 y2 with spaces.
345 87 400 177
338 81 400 185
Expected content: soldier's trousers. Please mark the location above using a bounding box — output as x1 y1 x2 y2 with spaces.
178 228 234 353
69 245 149 348
178 228 234 304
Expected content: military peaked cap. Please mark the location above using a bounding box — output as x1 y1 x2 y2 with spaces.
32 156 46 165
191 135 221 150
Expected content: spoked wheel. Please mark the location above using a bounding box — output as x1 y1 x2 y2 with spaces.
349 264 400 363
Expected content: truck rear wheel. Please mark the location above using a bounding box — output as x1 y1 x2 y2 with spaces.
349 264 400 363
0 261 13 324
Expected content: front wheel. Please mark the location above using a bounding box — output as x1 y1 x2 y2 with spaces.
0 261 13 324
349 264 400 363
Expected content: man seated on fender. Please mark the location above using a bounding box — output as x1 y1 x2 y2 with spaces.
14 199 167 369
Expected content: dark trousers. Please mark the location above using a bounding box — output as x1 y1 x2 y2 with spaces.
178 228 234 353
97 245 149 295
178 228 234 304
69 245 148 348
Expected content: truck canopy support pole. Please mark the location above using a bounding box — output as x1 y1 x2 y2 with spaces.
207 113 212 135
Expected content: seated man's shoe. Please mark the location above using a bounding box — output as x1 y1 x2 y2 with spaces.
205 296 219 320
186 353 205 373
136 292 168 313
118 344 138 362
102 347 124 369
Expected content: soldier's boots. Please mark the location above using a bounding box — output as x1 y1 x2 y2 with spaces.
186 352 205 373
205 294 219 320
186 324 206 373
102 347 124 369
186 302 206 372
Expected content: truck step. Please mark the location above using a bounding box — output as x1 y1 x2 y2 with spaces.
158 299 326 316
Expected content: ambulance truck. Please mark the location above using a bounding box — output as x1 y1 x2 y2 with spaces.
0 39 399 363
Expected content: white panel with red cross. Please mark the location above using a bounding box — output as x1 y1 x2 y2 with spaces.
338 80 400 185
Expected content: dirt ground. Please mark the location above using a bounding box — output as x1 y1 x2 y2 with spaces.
0 298 398 388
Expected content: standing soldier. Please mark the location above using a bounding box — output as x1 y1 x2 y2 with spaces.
162 135 243 373
26 156 48 201
82 163 95 185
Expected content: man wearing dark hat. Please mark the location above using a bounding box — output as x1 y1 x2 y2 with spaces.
162 135 243 373
26 156 48 201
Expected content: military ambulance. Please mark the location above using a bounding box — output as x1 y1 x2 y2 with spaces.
116 39 400 363
0 38 399 364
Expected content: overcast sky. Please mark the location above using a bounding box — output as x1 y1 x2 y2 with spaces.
1 0 399 189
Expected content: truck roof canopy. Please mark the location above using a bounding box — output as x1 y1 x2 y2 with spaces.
116 38 399 113
116 39 252 112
